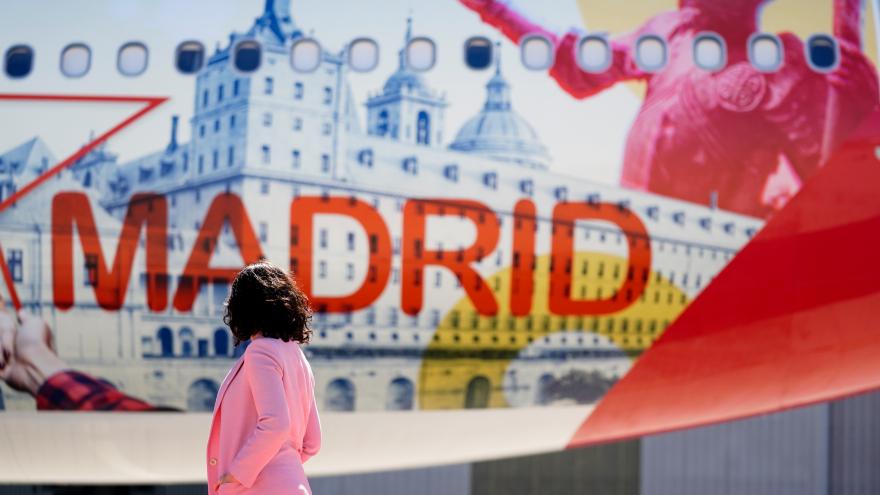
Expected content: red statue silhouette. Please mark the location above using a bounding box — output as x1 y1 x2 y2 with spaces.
461 0 879 217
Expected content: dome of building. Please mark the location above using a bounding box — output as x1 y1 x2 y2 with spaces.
449 49 550 169
378 18 434 98
383 68 428 95
451 107 549 168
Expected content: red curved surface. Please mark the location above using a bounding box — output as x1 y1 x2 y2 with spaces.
568 135 880 448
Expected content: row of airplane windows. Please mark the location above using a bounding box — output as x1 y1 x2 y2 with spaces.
2 31 841 80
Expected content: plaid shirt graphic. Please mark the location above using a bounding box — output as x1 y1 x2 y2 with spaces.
36 370 181 411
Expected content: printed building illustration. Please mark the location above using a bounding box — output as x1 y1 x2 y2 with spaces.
0 0 761 412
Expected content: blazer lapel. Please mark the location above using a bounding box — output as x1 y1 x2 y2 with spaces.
213 356 245 412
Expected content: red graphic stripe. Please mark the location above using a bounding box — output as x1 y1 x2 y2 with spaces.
0 94 168 309
566 136 880 448
0 94 167 213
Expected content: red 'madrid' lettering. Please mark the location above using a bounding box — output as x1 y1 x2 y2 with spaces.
290 196 392 312
402 199 500 316
510 199 536 316
549 202 651 315
49 192 653 318
52 192 168 311
172 193 263 312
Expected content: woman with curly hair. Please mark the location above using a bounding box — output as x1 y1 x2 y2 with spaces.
206 261 321 494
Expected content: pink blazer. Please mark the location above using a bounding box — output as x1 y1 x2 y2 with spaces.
206 337 321 494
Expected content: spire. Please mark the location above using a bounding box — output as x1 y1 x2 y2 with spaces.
485 42 511 111
398 14 413 69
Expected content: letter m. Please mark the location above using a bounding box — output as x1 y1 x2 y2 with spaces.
52 192 168 311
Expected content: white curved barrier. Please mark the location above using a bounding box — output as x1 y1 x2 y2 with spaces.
0 406 592 484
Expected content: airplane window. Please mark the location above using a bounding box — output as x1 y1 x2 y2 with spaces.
291 38 321 73
578 35 611 73
175 41 205 74
693 33 725 71
749 33 782 72
464 36 493 70
348 38 379 72
60 43 91 78
406 36 436 72
521 35 553 70
807 34 838 71
635 35 667 72
117 42 149 76
5 45 34 78
233 40 261 73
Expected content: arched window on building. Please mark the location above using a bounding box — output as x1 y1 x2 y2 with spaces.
386 377 414 410
376 110 389 137
157 326 174 357
213 328 230 357
325 378 356 411
465 375 491 409
179 327 195 357
187 378 220 412
416 110 430 145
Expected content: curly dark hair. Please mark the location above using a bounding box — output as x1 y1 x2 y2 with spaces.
223 261 312 346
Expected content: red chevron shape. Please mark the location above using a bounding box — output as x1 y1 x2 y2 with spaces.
0 94 168 309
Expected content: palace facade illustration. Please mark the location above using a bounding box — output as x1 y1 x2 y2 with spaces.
0 0 762 412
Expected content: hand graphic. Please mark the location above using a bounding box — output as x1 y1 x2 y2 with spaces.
0 296 67 396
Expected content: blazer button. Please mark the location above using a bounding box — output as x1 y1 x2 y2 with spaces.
209 458 218 466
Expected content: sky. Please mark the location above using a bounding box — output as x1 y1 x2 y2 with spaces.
0 0 645 186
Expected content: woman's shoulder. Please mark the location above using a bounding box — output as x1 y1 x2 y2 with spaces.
245 336 282 351
241 337 281 360
245 337 303 358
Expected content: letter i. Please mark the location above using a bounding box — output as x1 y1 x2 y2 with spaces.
510 199 536 316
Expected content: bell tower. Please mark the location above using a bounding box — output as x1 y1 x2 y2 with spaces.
365 18 447 147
